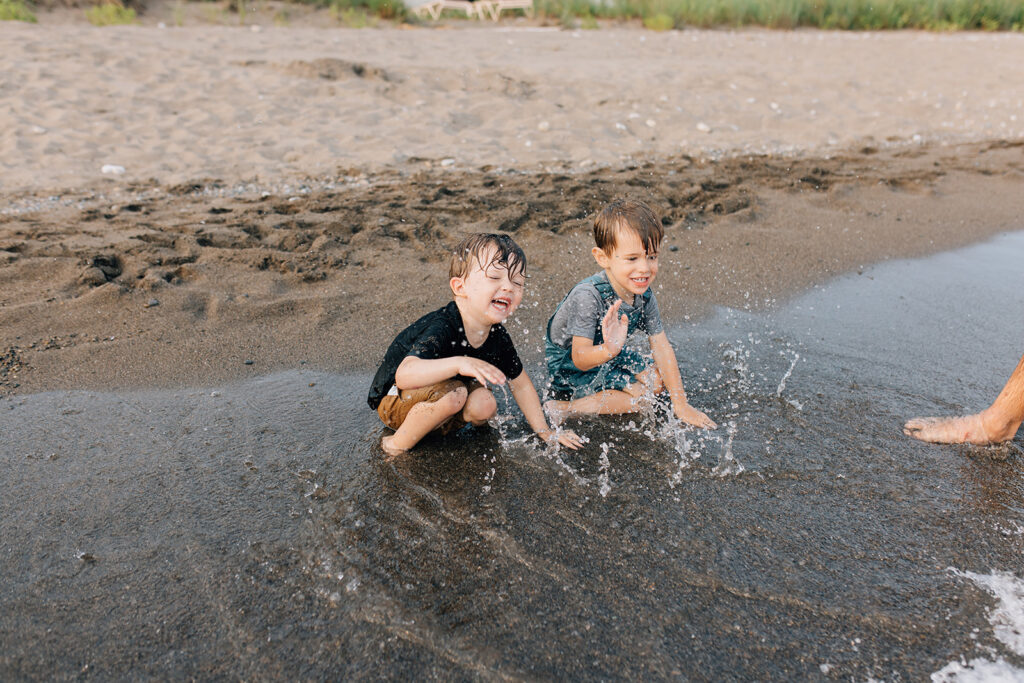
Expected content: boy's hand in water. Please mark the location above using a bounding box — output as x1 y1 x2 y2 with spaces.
675 402 717 429
538 428 585 450
457 357 506 387
601 300 629 356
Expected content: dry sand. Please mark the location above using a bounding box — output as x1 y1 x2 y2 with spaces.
1 22 1023 394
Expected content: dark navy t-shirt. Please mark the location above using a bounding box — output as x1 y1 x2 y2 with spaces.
367 301 523 409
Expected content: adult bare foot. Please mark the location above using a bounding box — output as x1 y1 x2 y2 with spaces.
903 407 1021 445
380 435 407 459
903 414 992 444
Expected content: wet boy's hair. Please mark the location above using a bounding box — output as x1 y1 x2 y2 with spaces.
593 198 664 254
449 233 527 281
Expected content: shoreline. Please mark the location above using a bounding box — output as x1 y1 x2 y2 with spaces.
2 140 1022 396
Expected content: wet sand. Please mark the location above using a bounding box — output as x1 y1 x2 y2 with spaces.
2 233 1022 680
2 140 1024 394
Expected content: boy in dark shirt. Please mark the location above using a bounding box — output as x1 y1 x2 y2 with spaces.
368 233 583 457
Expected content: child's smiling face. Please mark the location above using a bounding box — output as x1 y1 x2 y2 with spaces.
453 245 525 324
593 228 660 302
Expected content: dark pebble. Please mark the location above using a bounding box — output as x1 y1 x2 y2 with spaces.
244 360 254 365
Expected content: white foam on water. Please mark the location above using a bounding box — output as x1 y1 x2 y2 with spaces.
932 569 1024 681
932 658 1024 683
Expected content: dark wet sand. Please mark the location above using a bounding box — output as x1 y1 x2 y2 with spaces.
2 231 1022 680
2 141 1023 395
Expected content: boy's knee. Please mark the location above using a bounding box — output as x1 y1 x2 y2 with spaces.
647 369 664 394
437 385 468 415
465 387 498 423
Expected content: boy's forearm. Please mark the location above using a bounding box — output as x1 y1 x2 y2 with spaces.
650 333 688 406
571 338 617 371
394 356 461 390
509 372 552 435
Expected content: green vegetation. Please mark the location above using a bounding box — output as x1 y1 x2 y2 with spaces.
86 1 137 24
0 0 37 22
326 0 405 20
329 0 384 25
642 10 672 29
532 0 1024 31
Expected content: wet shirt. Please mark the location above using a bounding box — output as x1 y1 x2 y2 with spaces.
367 301 523 409
547 271 663 349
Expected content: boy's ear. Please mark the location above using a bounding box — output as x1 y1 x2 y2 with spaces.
450 276 466 298
592 246 611 268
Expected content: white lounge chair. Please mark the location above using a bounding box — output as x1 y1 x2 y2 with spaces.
475 0 533 21
409 0 479 19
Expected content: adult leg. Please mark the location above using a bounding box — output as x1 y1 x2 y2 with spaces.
382 384 468 456
904 353 1024 444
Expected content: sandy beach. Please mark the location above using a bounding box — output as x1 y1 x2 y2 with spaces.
2 23 1023 394
3 16 1024 681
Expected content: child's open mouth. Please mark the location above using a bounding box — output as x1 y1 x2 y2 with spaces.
630 277 650 287
490 296 511 314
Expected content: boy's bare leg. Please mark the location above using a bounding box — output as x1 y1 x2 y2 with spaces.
635 366 664 395
545 370 665 417
545 388 640 416
382 386 468 457
904 353 1024 445
463 386 498 426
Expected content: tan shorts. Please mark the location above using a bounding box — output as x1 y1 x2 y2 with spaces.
376 378 484 435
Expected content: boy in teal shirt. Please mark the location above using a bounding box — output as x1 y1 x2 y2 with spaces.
545 199 716 429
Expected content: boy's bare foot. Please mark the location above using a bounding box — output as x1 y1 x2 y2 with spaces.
380 435 407 459
903 409 1019 445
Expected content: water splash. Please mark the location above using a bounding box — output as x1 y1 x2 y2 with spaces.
712 423 745 477
597 442 612 498
776 350 800 397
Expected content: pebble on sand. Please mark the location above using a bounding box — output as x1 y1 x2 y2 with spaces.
101 164 126 175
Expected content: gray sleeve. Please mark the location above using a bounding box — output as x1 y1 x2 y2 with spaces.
643 292 664 336
549 284 604 347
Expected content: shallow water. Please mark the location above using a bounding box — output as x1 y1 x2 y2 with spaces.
2 232 1023 680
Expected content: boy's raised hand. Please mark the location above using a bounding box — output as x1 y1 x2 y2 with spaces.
457 356 506 387
601 299 629 354
674 402 717 429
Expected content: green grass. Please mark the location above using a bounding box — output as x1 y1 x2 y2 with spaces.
86 1 137 24
326 0 405 20
532 0 1024 30
0 0 37 21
